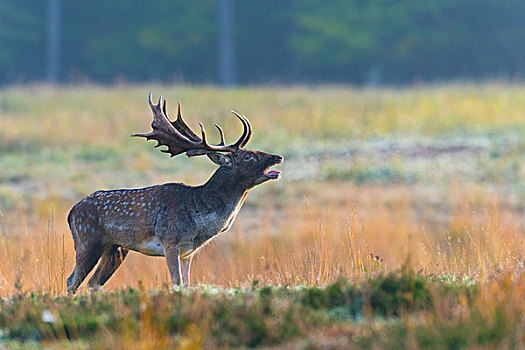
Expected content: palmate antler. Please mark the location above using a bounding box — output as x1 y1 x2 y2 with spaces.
132 93 252 157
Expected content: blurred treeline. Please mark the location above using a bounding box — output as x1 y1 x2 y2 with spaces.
1 0 525 85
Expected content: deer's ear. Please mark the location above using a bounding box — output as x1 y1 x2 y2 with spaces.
207 153 233 167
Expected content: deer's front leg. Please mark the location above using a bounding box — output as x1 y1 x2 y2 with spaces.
164 244 182 287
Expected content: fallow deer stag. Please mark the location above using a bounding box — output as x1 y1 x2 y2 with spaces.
66 93 283 293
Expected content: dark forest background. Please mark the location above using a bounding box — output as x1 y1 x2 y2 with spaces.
2 0 525 86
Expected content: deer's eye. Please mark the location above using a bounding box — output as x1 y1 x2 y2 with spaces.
244 155 255 162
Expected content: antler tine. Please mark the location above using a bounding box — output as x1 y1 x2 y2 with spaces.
199 123 208 146
230 110 249 149
184 122 220 158
170 101 201 142
176 101 182 121
215 124 226 146
240 115 252 148
148 92 154 107
162 98 168 115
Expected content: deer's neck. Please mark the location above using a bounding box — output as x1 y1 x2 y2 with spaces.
194 167 249 214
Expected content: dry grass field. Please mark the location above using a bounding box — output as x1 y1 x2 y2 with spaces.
0 83 524 348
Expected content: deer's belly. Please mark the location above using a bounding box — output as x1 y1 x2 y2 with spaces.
135 236 165 256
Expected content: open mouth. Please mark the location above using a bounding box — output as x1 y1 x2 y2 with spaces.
265 168 281 178
264 158 283 179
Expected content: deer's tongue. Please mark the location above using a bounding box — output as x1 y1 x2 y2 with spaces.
264 162 281 178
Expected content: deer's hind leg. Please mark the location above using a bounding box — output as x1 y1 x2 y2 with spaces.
66 203 106 294
66 242 104 294
87 246 129 291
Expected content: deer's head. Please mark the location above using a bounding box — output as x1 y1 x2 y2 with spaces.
133 93 283 189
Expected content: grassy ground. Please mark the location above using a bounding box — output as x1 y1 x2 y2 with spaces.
1 270 523 349
0 83 525 348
